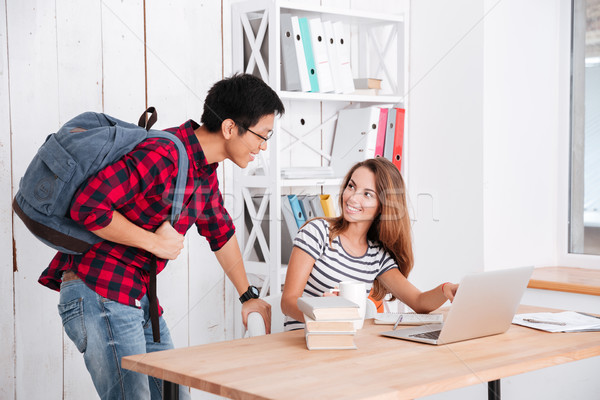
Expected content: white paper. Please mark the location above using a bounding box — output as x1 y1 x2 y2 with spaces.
512 311 600 333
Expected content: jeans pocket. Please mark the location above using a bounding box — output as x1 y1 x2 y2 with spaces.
58 297 87 353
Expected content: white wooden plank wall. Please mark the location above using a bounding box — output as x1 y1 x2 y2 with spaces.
0 0 14 398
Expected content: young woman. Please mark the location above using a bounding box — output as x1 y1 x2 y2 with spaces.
281 158 458 330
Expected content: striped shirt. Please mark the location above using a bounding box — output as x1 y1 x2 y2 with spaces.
285 218 397 331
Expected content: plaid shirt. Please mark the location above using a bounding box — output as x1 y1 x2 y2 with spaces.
39 120 235 313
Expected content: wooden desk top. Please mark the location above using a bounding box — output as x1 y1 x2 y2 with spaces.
528 267 600 296
122 306 600 400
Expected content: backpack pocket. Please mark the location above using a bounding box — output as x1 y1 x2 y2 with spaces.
20 134 76 216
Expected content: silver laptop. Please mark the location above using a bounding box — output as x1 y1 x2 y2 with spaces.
381 266 533 345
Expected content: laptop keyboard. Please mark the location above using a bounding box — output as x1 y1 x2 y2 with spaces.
409 330 441 340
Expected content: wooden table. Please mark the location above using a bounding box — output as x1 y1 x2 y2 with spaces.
122 305 600 400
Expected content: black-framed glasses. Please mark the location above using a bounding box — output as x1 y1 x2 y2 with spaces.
236 121 273 144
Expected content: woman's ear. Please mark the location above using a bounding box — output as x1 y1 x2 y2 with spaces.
222 119 236 140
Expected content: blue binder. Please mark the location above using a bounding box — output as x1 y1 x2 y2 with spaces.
298 17 319 92
287 194 306 228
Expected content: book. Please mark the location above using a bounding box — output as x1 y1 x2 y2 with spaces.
304 314 356 333
308 18 335 93
375 108 388 157
279 13 302 91
383 107 396 160
354 78 382 90
287 194 306 228
392 108 405 171
350 88 380 96
331 21 355 94
512 311 600 333
290 16 312 92
373 312 444 326
329 107 380 177
322 20 344 94
298 195 316 220
297 296 360 321
308 194 325 218
319 194 336 217
305 331 357 350
298 17 319 92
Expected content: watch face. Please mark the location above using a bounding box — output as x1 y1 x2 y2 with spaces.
250 286 260 297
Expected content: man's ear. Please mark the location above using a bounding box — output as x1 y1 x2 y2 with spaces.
222 119 236 140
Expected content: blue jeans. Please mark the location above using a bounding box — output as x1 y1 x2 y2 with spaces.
58 279 190 400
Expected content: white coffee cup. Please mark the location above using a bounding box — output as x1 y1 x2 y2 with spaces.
331 281 367 329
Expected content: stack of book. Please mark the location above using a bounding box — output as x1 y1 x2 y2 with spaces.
297 297 361 350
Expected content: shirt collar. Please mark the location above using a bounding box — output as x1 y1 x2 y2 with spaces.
177 120 218 173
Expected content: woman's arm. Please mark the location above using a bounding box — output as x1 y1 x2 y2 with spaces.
377 268 458 313
280 246 317 322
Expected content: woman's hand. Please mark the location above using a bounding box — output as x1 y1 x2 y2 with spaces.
442 282 459 302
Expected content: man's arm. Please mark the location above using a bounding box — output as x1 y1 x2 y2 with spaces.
214 234 272 333
92 210 184 260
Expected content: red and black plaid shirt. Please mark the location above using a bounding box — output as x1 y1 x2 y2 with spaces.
39 120 235 312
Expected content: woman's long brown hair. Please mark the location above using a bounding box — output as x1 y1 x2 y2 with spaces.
326 158 413 301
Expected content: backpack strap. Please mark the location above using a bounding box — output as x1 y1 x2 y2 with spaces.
138 107 158 131
144 116 189 343
146 131 188 224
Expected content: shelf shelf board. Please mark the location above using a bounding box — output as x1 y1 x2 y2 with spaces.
278 91 403 104
281 177 342 187
278 1 404 23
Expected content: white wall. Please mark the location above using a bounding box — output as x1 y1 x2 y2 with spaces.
483 0 561 269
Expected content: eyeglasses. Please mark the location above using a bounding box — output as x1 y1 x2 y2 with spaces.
237 122 273 145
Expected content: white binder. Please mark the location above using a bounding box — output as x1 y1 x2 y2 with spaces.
329 107 380 177
308 18 335 93
290 16 311 92
323 20 344 94
280 14 302 91
383 107 396 160
332 21 355 94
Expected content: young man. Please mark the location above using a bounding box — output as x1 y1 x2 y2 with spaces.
38 74 284 399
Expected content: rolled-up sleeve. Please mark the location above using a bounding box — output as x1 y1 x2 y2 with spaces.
196 186 235 251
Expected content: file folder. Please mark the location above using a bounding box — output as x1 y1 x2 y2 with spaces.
375 108 388 157
308 18 335 93
392 108 405 171
280 14 302 91
332 21 355 94
323 20 344 94
329 107 380 177
320 194 336 217
298 195 317 220
290 16 312 92
383 107 396 160
298 17 319 92
308 194 326 218
288 194 307 228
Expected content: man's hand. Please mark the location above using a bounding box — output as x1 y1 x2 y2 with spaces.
242 298 272 334
151 221 185 259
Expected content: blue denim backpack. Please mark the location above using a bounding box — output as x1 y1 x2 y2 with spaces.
13 107 188 255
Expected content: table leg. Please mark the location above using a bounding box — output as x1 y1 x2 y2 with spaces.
164 380 179 400
488 379 501 400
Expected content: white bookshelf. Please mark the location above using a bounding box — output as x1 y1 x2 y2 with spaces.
231 0 408 297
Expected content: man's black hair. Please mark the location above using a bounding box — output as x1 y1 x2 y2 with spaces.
201 73 285 133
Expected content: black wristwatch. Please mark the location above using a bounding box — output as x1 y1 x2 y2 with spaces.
239 285 260 304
